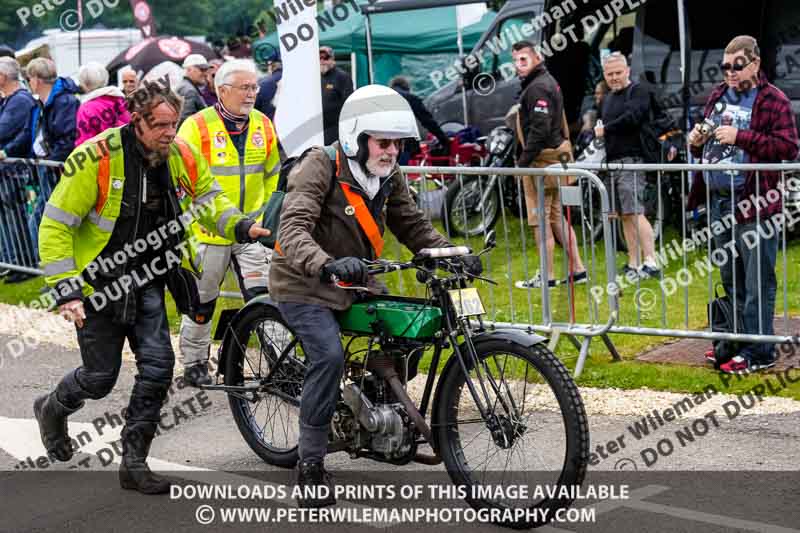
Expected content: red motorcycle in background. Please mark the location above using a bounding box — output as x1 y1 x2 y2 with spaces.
403 130 488 235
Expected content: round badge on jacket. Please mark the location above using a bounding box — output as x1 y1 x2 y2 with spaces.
345 206 355 216
252 131 264 148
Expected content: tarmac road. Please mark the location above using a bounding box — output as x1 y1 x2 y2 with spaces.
1 333 800 533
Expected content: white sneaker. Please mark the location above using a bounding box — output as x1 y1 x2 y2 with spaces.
515 271 559 289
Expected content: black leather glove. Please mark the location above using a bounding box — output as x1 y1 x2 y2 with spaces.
321 257 368 284
461 255 483 277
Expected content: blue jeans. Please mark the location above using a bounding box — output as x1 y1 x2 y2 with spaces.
0 168 37 268
710 194 778 361
28 166 59 260
277 301 345 464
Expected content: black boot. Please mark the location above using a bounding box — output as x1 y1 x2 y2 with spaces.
33 392 83 462
119 423 171 494
183 363 212 388
296 461 336 508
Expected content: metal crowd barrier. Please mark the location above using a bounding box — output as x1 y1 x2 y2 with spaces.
8 155 798 379
404 161 800 376
401 163 620 377
564 162 800 346
0 158 63 277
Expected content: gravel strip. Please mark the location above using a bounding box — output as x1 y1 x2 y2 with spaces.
3 303 800 415
0 303 193 368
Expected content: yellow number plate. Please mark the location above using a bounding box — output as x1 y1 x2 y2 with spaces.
448 288 486 318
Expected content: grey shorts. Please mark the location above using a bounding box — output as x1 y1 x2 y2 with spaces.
605 157 645 215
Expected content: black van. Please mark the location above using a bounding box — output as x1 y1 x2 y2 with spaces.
426 0 800 135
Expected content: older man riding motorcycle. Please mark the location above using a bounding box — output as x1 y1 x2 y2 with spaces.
269 85 482 508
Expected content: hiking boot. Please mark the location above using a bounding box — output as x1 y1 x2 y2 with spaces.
119 423 171 494
296 461 336 508
33 392 83 462
183 363 212 388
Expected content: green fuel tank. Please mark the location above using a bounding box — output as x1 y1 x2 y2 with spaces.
336 298 442 340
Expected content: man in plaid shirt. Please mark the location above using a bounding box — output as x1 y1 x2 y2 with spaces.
687 35 799 374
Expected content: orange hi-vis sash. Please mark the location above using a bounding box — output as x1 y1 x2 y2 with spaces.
274 149 384 258
339 182 384 258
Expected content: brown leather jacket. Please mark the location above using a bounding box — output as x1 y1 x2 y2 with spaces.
269 142 450 310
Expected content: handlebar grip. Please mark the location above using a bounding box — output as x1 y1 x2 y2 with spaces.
416 246 472 259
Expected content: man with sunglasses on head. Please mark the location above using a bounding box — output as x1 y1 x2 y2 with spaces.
319 46 353 145
687 35 799 374
177 59 280 386
269 85 482 508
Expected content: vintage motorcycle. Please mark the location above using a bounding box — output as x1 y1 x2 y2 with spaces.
208 233 589 529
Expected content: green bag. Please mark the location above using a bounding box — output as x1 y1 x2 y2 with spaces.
259 146 338 249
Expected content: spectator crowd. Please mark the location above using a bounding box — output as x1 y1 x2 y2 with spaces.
0 35 796 375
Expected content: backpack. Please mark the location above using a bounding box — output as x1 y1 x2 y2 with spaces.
260 145 338 249
625 83 683 163
707 285 743 368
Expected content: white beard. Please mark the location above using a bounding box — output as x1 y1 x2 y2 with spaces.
365 155 395 178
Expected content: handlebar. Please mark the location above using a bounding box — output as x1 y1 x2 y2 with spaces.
331 246 497 290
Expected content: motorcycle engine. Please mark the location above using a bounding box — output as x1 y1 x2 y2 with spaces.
341 382 414 460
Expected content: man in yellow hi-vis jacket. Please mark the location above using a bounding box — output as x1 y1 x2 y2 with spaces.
33 84 269 495
176 59 280 387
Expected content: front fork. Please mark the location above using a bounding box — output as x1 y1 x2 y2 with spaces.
445 316 522 445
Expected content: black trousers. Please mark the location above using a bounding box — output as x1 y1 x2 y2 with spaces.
56 282 175 424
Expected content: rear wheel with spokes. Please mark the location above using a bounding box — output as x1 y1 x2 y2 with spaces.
434 341 589 528
223 304 305 468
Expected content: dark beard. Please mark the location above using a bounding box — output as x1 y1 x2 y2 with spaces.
143 148 168 168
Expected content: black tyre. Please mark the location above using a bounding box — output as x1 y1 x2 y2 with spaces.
223 303 305 468
434 341 589 529
444 176 500 238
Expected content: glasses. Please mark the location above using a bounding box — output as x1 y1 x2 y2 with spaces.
375 138 403 150
319 54 332 60
720 60 751 73
223 84 260 94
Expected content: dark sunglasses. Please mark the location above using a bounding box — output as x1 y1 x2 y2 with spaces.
319 53 332 60
375 138 403 150
720 60 751 73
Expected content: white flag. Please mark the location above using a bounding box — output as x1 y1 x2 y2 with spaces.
274 7 325 157
456 3 487 30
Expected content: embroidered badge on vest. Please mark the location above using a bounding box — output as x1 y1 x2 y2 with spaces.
345 205 355 216
252 131 264 148
214 131 227 148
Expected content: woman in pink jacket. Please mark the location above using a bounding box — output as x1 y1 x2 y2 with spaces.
75 62 131 146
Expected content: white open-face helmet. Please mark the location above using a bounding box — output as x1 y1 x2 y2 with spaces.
338 84 420 160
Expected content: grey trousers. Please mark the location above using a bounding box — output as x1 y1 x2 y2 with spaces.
277 302 344 464
179 242 271 366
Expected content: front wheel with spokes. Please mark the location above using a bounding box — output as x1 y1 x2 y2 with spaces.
434 341 589 529
223 303 305 468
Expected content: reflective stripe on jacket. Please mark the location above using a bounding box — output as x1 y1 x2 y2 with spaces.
39 126 246 293
178 106 280 245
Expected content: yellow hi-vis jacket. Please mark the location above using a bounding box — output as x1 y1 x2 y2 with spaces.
39 126 247 295
177 106 280 245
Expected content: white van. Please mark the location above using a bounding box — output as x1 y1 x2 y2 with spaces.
16 28 143 79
